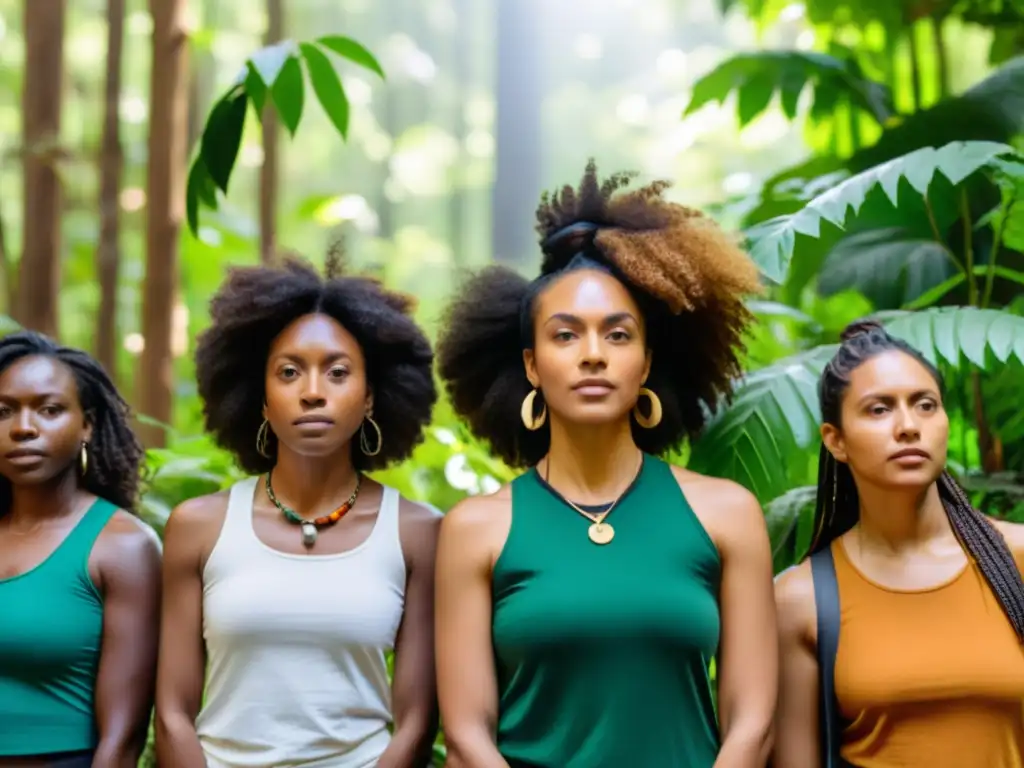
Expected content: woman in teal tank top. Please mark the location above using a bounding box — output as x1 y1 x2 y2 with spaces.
0 332 161 767
434 161 779 767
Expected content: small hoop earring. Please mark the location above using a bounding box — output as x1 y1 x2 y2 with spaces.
360 414 382 456
633 387 662 429
520 389 547 431
256 419 273 458
79 442 89 476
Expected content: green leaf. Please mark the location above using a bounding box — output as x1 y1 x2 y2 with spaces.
884 306 1024 368
745 141 1016 284
683 51 893 127
316 35 386 79
764 485 817 572
245 64 268 115
270 55 305 136
247 40 296 88
300 42 351 139
199 91 248 193
818 228 955 309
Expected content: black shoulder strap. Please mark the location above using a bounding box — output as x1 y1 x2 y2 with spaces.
810 547 845 768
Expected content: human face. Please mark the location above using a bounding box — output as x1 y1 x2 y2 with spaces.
0 356 91 484
821 350 948 491
524 269 650 427
264 314 371 460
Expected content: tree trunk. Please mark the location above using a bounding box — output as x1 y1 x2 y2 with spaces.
96 0 125 377
19 0 66 337
139 0 189 447
259 0 283 265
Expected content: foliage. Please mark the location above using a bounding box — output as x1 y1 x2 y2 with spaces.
186 36 385 235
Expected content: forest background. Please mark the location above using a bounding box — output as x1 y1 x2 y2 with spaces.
4 0 1024 763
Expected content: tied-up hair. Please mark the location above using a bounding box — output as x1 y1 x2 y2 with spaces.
810 319 1024 642
437 158 763 468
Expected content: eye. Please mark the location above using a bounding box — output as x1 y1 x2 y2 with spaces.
0 405 11 419
869 403 889 416
328 366 349 380
39 404 64 416
608 329 631 342
553 330 575 342
918 399 937 412
279 365 299 380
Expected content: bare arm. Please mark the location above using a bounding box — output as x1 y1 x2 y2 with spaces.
154 495 225 768
771 563 820 768
378 501 442 768
435 496 510 768
91 514 163 768
710 483 779 768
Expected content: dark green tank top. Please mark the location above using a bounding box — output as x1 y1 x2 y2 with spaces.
492 455 721 767
0 498 116 756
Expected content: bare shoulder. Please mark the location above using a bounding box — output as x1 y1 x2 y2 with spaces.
438 484 513 567
774 560 816 644
93 508 163 578
669 465 767 544
396 495 444 565
162 490 232 566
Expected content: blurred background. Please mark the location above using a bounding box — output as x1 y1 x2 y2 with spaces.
2 0 1024 603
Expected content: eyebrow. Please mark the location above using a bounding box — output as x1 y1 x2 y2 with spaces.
274 352 352 364
545 312 639 326
856 389 939 406
0 391 66 403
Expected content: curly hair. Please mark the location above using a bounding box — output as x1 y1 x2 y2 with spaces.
0 331 143 515
194 254 437 475
437 159 762 467
810 319 1024 642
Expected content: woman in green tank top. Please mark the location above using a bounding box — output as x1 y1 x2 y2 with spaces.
434 161 779 768
0 332 161 768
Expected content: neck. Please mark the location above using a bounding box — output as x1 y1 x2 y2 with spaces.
6 469 83 527
543 416 642 504
854 479 950 553
268 447 361 516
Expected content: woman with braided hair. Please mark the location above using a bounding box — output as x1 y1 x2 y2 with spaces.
434 161 778 767
0 331 161 768
773 320 1024 768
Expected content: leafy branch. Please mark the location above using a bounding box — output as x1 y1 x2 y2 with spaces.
185 36 384 235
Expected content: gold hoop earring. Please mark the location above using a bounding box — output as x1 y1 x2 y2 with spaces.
360 415 382 456
256 419 273 458
633 387 662 429
80 443 89 476
520 389 547 431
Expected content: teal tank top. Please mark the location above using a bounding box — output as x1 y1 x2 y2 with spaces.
492 455 721 767
0 498 116 756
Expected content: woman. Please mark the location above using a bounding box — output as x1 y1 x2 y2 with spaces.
0 331 160 768
773 320 1024 768
155 256 441 768
434 161 778 768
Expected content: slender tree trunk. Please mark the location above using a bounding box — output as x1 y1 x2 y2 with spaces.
259 0 283 265
19 0 66 336
96 0 125 376
139 0 189 447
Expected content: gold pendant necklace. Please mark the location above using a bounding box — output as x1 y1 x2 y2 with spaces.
545 452 643 546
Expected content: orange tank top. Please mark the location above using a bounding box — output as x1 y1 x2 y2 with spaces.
832 538 1024 768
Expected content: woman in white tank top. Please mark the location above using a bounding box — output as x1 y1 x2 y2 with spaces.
154 256 442 768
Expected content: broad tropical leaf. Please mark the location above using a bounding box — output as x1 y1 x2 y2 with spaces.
690 307 1024 502
184 37 383 236
818 228 955 309
764 485 817 573
684 51 893 127
745 141 1016 283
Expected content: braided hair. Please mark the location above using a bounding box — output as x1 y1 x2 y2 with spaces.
437 159 762 467
810 319 1024 641
0 331 144 515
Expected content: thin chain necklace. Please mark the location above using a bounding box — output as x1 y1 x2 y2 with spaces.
544 452 644 545
265 470 362 549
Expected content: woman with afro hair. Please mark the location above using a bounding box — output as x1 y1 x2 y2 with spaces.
434 161 778 768
0 331 160 768
154 255 442 768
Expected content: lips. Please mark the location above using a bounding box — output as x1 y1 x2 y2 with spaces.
292 415 335 427
572 379 615 396
889 448 930 462
5 448 47 468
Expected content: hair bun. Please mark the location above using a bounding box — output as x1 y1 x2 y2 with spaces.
840 319 886 342
539 221 601 268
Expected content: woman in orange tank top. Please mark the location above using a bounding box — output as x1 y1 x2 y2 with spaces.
773 319 1024 768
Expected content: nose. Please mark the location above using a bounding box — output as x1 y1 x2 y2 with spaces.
894 403 921 441
10 409 38 441
580 330 607 369
300 374 327 408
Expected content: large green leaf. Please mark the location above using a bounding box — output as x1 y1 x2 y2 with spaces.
300 42 351 139
690 307 1024 501
684 51 893 127
745 141 1016 283
818 228 955 309
317 35 386 79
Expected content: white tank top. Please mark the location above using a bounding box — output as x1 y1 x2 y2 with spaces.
196 476 406 768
